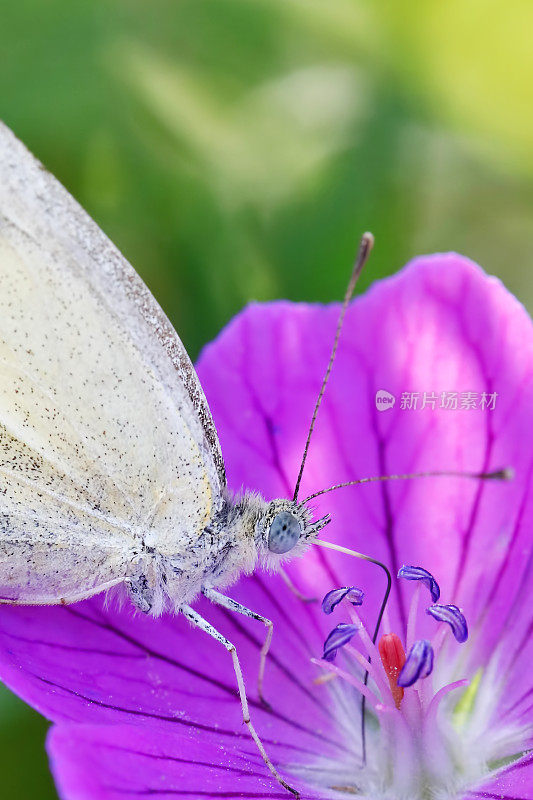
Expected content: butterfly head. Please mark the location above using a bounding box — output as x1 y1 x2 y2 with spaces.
256 498 330 570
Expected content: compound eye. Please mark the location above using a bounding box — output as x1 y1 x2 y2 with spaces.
268 511 301 554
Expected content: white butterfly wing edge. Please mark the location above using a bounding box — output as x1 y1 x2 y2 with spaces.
0 121 226 604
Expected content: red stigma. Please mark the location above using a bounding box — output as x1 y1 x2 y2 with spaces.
378 633 406 709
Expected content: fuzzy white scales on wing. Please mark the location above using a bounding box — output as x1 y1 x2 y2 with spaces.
0 122 225 604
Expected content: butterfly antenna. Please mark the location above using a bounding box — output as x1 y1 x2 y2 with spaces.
293 232 374 502
302 466 513 504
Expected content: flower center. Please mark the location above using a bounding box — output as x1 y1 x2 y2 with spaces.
291 565 528 800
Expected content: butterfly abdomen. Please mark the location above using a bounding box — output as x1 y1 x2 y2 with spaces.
126 490 267 614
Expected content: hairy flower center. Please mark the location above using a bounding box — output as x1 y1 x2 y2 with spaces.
290 566 528 800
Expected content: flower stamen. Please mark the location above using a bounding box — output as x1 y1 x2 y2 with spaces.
398 639 434 688
398 565 441 602
311 658 385 712
322 622 359 661
427 603 468 642
322 586 364 615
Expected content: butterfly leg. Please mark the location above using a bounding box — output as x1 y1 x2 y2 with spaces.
181 604 299 798
279 567 317 603
202 587 273 708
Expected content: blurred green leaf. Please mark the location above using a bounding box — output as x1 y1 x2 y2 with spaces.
118 42 364 210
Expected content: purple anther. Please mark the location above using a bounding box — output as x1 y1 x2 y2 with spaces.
426 604 468 643
398 565 441 602
398 639 434 687
321 587 364 615
322 623 359 662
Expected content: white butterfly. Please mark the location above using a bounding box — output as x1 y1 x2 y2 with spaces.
0 123 502 795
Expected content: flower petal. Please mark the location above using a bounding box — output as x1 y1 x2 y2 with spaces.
321 586 364 615
0 590 346 765
398 565 441 602
427 603 469 643
47 722 326 799
463 752 533 800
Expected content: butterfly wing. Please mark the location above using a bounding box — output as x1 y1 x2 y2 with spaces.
0 122 225 604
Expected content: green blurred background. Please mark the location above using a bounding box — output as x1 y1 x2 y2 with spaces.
0 1 532 797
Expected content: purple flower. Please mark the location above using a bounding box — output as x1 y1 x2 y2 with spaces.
0 254 532 799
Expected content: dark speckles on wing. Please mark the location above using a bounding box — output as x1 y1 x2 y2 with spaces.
0 122 225 605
